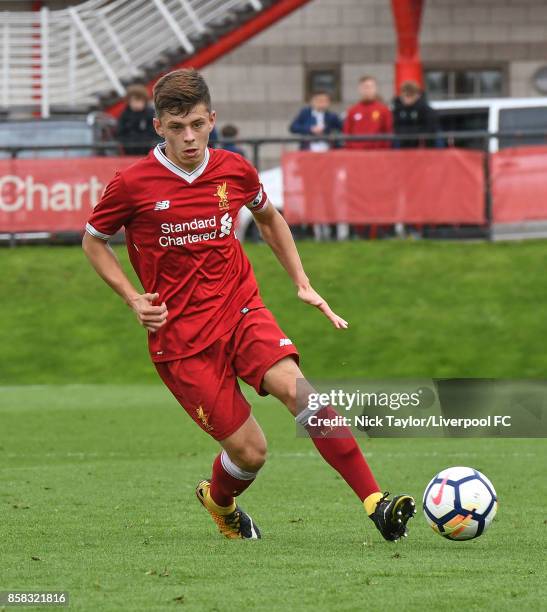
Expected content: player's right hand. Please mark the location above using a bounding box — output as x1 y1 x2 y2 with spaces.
129 293 168 333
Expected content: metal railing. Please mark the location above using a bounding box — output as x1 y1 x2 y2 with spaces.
3 127 546 164
0 0 264 116
1 129 547 245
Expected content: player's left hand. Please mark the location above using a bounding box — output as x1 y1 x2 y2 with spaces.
297 284 348 329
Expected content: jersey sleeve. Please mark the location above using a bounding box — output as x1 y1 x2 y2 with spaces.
241 158 269 213
85 171 133 240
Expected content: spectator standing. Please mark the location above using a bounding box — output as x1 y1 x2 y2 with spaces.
117 84 158 156
343 76 392 149
392 80 442 148
290 91 342 151
392 81 443 239
343 76 393 239
290 92 343 241
220 124 246 157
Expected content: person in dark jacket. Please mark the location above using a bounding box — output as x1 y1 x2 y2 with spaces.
393 81 443 238
117 84 159 156
290 92 342 151
392 80 442 148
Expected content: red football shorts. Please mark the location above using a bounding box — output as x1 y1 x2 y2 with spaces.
155 307 299 441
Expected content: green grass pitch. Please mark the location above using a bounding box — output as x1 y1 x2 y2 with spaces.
2 240 547 384
1 386 545 611
1 241 547 610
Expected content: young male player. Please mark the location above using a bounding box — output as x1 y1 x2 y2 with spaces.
82 69 415 541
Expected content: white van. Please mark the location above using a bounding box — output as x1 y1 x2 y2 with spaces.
432 97 547 240
431 97 547 152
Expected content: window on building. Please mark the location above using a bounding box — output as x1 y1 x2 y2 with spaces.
425 68 504 100
305 65 341 102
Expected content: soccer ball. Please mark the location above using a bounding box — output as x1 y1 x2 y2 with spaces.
423 466 497 540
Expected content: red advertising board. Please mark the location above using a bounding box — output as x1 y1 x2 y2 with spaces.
5 148 547 233
0 157 137 232
282 148 486 224
491 146 547 223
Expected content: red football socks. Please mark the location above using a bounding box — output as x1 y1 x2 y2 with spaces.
302 406 380 501
209 451 257 508
209 405 380 507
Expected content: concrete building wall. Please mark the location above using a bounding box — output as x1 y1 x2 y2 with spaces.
421 0 547 98
5 0 546 164
200 0 547 165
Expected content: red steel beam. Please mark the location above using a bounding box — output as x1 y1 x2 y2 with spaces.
106 0 313 117
391 0 425 93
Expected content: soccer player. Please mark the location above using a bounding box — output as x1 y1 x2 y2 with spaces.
82 69 415 541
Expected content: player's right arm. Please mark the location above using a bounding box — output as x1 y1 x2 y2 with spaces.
82 233 168 332
82 171 168 333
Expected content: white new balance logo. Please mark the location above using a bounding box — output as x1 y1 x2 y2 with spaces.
279 338 293 347
219 212 233 237
154 200 170 211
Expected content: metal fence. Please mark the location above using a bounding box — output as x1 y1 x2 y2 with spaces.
1 129 547 245
3 128 546 163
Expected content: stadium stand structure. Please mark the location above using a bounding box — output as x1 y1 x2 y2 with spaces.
0 0 311 117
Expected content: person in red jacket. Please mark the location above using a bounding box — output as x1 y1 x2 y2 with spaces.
343 76 392 149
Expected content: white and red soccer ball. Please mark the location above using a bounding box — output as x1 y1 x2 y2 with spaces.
423 466 497 540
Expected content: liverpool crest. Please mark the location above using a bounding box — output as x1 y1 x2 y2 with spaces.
196 405 214 432
216 182 229 210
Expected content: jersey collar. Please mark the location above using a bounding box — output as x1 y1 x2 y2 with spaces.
153 143 210 184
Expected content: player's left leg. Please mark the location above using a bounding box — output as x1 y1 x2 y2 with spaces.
262 357 416 541
261 357 380 502
232 306 415 540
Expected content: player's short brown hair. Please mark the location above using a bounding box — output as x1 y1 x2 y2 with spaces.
153 68 211 117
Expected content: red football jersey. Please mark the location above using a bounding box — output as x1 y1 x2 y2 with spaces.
343 100 393 149
86 145 269 362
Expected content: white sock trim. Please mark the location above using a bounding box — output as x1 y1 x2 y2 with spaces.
220 450 257 481
295 406 315 428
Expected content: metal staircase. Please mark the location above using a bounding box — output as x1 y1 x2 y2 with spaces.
0 0 307 117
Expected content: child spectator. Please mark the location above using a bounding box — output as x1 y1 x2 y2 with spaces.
116 84 158 156
290 91 342 151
